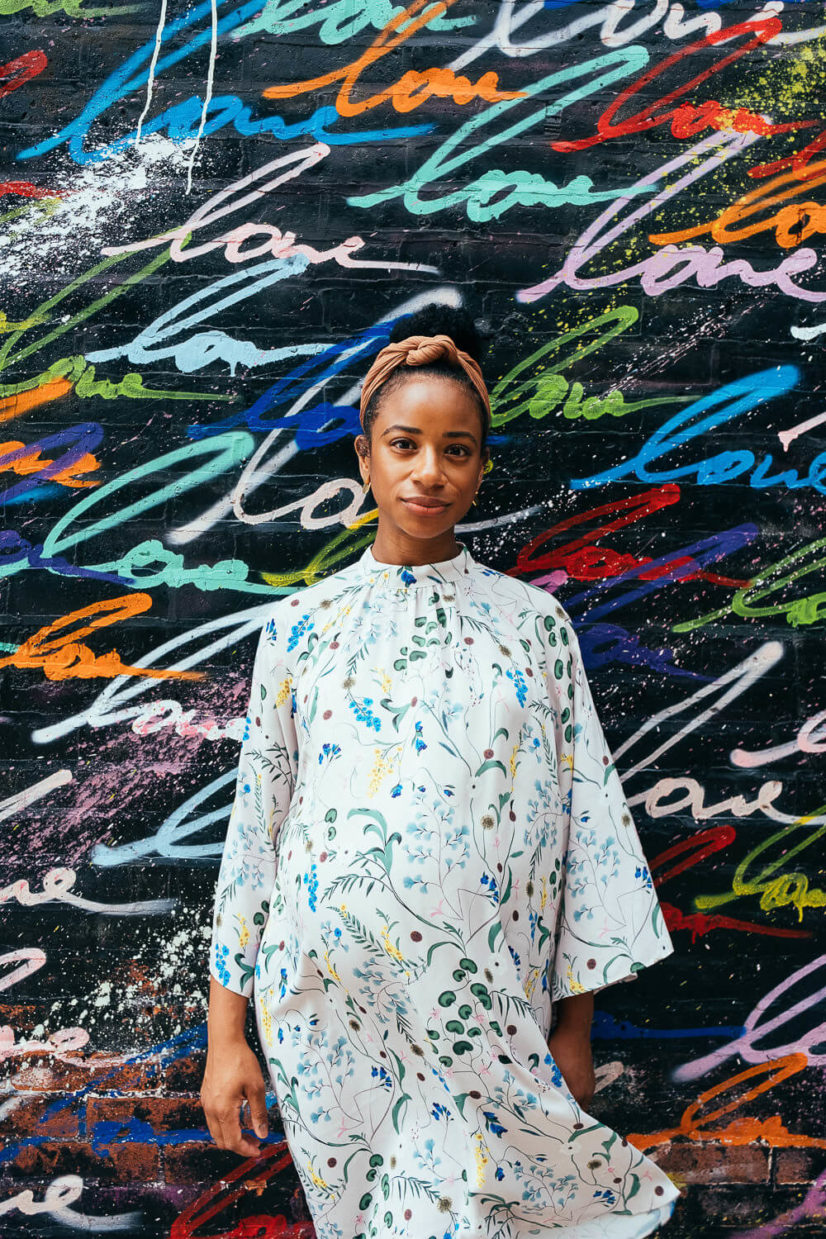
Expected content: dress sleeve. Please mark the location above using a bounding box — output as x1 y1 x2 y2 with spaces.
209 607 298 998
547 613 673 1002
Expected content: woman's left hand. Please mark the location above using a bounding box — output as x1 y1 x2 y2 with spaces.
547 1026 596 1109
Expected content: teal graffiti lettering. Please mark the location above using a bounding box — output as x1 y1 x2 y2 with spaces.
236 0 475 42
23 433 277 594
347 46 650 220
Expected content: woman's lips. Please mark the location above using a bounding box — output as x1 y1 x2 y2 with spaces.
402 497 450 516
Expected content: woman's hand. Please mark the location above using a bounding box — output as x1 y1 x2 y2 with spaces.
548 990 596 1109
201 976 269 1157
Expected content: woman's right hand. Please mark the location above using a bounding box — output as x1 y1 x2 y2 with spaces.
201 1036 270 1156
201 976 270 1157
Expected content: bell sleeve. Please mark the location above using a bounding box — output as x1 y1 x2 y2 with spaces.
547 612 673 1002
209 606 298 998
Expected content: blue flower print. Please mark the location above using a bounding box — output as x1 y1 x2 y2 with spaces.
414 720 427 753
287 613 314 651
318 742 342 765
349 696 381 732
635 863 654 892
371 1065 392 1090
213 942 231 986
303 864 319 912
506 666 528 706
545 1052 564 1089
482 1110 507 1138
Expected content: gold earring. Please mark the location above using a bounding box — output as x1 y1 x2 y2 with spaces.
471 487 481 506
362 476 371 494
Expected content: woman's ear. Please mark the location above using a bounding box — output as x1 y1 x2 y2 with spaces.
354 433 370 478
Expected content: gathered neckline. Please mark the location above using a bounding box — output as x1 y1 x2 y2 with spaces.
357 542 473 589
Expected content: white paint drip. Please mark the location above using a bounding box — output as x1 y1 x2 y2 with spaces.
185 0 218 195
135 0 168 144
778 406 826 450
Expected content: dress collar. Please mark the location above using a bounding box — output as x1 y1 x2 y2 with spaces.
357 541 473 589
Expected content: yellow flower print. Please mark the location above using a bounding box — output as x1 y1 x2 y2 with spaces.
509 743 519 777
561 752 575 774
565 963 586 994
275 675 292 707
377 667 392 694
306 1161 332 1193
540 876 548 912
260 1002 273 1045
324 949 340 981
473 1132 489 1188
238 916 250 949
380 925 405 964
368 748 393 797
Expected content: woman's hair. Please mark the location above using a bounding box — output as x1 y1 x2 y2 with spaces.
360 304 489 451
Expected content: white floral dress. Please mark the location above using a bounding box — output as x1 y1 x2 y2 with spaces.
210 542 680 1239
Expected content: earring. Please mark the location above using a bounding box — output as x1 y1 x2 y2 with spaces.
471 487 481 506
362 476 371 494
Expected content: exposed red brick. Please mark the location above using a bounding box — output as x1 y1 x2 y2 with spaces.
774 1148 826 1185
8 1054 156 1093
657 1142 770 1184
163 1052 206 1094
87 1095 205 1133
0 1091 79 1140
11 1140 160 1183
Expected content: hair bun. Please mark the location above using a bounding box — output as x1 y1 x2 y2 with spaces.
389 304 483 364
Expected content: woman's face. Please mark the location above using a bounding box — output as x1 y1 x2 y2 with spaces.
357 374 488 550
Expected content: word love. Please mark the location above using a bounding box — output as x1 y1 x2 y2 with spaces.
101 144 433 278
571 366 826 499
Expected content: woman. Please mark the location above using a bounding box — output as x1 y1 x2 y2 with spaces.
202 305 680 1239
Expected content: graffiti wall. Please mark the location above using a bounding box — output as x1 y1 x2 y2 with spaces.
2 0 826 1233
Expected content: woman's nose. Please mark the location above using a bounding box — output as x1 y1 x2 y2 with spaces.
412 451 445 484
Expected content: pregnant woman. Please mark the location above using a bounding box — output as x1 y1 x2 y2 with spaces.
202 304 680 1239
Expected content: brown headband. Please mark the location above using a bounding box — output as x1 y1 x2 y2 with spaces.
359 334 491 430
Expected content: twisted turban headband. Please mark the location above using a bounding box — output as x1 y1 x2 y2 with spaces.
359 334 491 431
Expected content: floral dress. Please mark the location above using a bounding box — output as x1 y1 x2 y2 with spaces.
210 542 680 1239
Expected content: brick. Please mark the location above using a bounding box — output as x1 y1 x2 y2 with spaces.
163 1050 207 1094
162 1141 246 1185
11 1140 160 1183
87 1094 206 1135
7 1054 157 1094
657 1142 771 1185
774 1149 826 1185
0 1091 79 1140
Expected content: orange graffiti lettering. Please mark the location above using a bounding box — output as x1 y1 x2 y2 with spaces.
650 159 826 251
261 0 525 118
0 594 204 682
628 1054 824 1152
